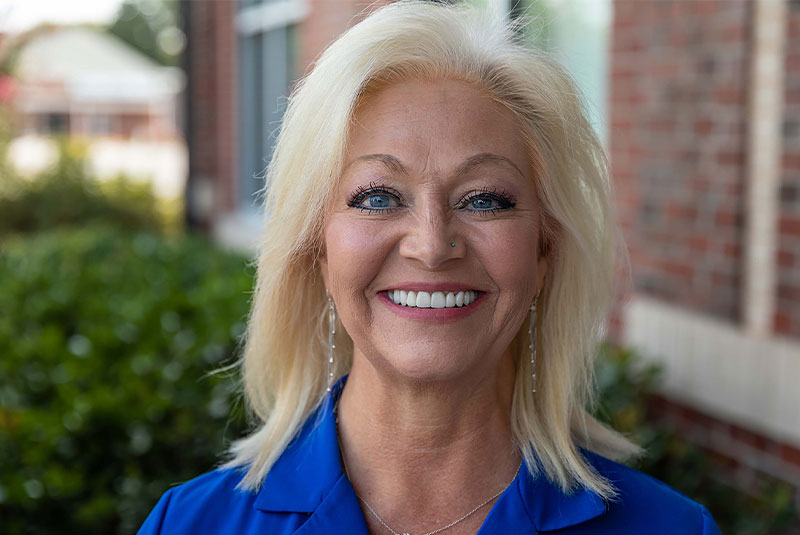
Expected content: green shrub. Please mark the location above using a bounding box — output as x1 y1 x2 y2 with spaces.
0 138 170 239
595 345 800 534
0 225 252 534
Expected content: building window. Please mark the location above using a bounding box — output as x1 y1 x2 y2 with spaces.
42 113 69 134
510 0 612 142
236 0 305 211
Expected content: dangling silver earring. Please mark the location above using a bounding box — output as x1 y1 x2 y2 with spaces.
327 295 336 392
528 293 539 394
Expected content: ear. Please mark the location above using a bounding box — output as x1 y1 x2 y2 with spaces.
536 253 548 295
536 215 558 295
318 245 330 296
320 261 329 294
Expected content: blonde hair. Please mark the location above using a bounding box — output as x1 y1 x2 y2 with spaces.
224 0 639 499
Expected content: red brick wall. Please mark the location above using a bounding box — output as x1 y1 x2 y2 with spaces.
777 2 800 336
298 0 389 76
650 396 800 490
186 1 237 216
609 0 800 497
610 0 750 323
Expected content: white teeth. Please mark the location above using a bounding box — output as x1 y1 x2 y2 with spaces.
387 289 479 309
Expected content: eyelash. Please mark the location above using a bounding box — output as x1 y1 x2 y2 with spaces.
456 187 517 216
346 181 405 214
346 182 517 216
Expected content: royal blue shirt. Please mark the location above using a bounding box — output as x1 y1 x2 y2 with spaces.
139 385 721 535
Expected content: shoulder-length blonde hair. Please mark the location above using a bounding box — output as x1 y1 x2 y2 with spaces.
225 0 639 499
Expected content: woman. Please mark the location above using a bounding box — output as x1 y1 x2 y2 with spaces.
140 2 720 534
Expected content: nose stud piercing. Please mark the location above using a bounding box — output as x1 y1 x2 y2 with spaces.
450 242 456 248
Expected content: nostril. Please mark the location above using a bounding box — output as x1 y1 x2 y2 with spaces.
398 231 465 269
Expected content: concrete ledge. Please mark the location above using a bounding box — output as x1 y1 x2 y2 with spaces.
236 0 309 37
213 210 263 255
623 294 800 446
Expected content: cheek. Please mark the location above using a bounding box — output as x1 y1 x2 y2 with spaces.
324 217 390 294
474 220 542 288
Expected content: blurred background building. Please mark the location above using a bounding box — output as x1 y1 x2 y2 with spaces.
182 0 800 505
11 26 181 140
0 0 187 199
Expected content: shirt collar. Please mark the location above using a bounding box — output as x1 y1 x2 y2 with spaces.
515 457 608 532
253 379 347 514
253 377 608 532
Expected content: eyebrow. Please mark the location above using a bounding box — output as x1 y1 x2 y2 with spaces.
455 153 526 179
344 152 525 179
344 154 407 175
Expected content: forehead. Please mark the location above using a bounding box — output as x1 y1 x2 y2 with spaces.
345 78 531 178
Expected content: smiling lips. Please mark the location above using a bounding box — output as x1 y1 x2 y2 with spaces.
386 289 480 308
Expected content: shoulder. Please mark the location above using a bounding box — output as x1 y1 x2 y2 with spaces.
165 467 253 505
583 451 720 535
137 468 262 535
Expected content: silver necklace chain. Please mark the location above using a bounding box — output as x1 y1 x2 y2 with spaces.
336 411 520 535
355 464 520 535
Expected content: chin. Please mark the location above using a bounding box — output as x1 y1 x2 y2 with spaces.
372 346 481 384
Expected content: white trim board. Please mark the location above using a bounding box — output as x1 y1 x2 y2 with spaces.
623 295 800 446
213 209 264 254
742 0 786 336
236 0 309 37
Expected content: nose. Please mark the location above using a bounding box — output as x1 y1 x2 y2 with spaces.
398 204 464 269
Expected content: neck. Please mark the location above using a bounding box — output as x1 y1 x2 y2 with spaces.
336 354 520 534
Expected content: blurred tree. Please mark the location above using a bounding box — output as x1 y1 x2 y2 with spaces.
511 0 552 50
0 225 252 534
107 0 185 67
0 137 167 238
0 106 16 184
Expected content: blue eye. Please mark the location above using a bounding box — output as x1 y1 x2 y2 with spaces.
459 188 516 215
347 183 403 213
470 197 497 210
366 194 393 208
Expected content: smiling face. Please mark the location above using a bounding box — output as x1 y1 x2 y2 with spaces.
319 78 548 384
